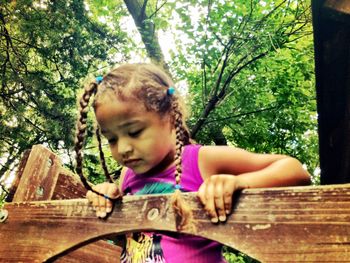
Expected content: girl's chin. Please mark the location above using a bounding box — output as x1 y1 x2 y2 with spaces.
127 163 151 174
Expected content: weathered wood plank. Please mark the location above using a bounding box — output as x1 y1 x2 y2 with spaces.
312 0 350 184
12 145 62 202
52 241 121 263
52 171 87 200
7 144 121 262
50 171 122 262
1 184 350 262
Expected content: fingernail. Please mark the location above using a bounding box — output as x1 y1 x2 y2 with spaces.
106 207 112 213
211 217 218 223
225 210 230 215
219 215 226 222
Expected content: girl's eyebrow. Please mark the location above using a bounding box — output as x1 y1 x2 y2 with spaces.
118 120 143 129
100 120 144 134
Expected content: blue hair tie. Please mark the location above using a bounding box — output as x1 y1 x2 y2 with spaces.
96 76 103 84
174 184 181 190
167 87 175 95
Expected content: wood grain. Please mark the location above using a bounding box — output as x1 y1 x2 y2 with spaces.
313 0 350 185
6 145 121 263
12 145 62 202
1 184 350 262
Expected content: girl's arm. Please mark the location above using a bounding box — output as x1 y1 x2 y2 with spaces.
197 146 311 223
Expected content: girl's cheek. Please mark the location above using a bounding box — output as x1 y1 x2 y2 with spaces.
110 148 120 161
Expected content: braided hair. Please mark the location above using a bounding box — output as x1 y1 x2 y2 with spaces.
74 82 99 192
74 63 193 230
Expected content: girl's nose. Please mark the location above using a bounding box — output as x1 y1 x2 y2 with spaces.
118 139 133 156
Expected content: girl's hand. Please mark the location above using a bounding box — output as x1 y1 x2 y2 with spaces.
197 174 246 223
86 182 121 218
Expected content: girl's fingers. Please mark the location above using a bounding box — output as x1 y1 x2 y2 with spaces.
198 182 219 222
87 190 100 215
107 183 120 199
214 182 226 222
90 183 117 218
91 193 101 216
223 188 233 215
86 190 92 201
198 175 237 224
97 194 107 218
223 179 235 215
204 181 218 223
197 182 207 205
105 185 119 213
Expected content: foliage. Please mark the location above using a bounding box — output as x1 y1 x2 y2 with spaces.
223 246 259 263
0 0 127 181
165 0 318 180
1 1 318 260
194 34 318 179
0 0 317 181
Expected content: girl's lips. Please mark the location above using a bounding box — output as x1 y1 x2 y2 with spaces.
123 159 142 166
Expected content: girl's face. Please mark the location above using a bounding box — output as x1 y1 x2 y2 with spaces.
95 96 176 174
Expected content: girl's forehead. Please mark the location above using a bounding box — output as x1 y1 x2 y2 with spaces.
95 98 145 119
94 96 168 129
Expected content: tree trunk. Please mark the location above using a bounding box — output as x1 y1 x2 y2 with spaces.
123 0 171 76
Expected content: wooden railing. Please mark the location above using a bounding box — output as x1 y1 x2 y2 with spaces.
1 0 350 262
1 145 122 262
1 145 350 262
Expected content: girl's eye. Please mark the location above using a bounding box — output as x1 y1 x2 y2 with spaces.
129 129 143 138
108 138 117 145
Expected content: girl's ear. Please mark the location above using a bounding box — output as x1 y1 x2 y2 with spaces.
166 114 176 142
171 128 177 142
169 112 177 129
171 117 178 136
161 112 175 130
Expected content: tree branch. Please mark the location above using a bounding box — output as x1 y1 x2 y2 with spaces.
149 0 168 19
205 104 281 125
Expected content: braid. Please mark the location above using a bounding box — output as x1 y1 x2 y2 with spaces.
171 99 195 232
74 82 98 192
173 102 185 186
96 126 114 183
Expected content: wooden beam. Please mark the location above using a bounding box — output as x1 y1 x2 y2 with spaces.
6 144 121 262
1 184 350 262
52 171 87 200
312 0 350 184
12 145 62 202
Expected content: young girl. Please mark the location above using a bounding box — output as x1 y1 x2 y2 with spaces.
75 63 311 263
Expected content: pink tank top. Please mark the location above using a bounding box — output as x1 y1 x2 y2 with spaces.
121 144 226 263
